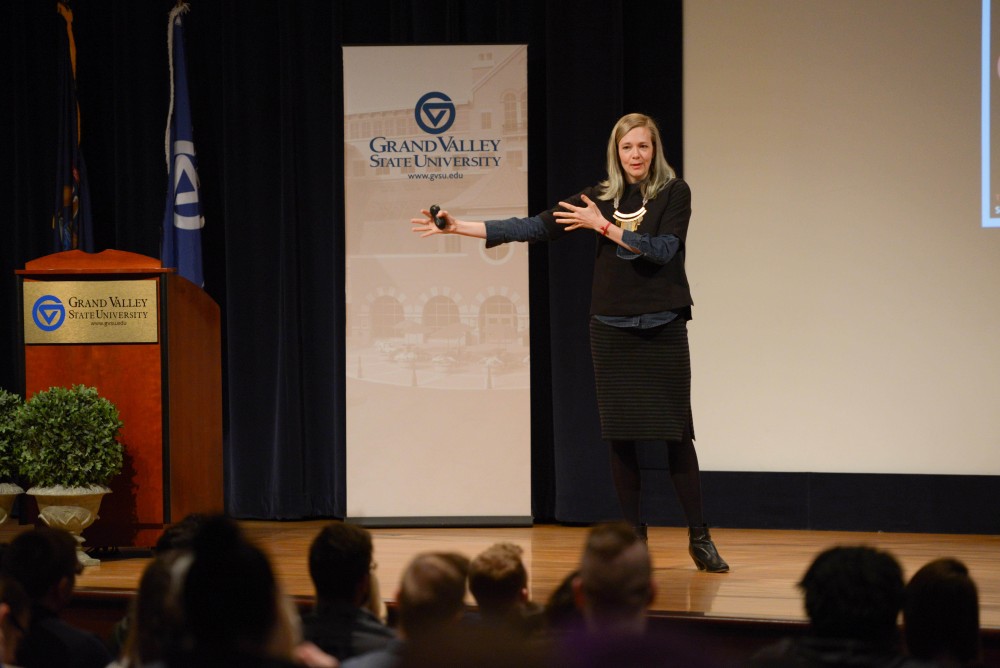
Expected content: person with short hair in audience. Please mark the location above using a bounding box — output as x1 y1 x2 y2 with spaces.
573 521 655 637
0 575 30 667
903 557 983 667
301 521 395 661
342 551 470 668
553 522 722 668
750 545 926 667
1 526 112 668
466 542 543 638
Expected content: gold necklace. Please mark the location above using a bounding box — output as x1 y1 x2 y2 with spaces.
612 195 648 232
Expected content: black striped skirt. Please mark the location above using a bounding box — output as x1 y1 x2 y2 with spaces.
589 316 693 442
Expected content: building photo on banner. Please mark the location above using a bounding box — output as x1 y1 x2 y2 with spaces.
343 45 530 523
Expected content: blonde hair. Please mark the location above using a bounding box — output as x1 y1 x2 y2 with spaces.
597 113 676 202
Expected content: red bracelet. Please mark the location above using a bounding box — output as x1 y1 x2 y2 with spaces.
600 221 611 236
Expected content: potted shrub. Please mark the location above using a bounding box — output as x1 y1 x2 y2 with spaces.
0 388 25 526
15 384 124 566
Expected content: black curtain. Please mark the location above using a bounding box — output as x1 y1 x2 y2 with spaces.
2 0 683 522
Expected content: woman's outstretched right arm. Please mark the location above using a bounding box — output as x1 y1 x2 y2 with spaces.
410 207 486 239
411 207 553 248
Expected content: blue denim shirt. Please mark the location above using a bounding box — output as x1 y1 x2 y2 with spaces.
484 216 682 329
595 310 678 329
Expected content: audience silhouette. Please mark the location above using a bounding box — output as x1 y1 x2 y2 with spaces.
573 521 655 638
108 513 209 662
903 557 983 667
0 575 30 667
110 549 188 668
301 521 395 661
1 526 112 668
342 551 469 668
750 545 927 667
159 514 333 668
466 542 543 638
0 517 985 668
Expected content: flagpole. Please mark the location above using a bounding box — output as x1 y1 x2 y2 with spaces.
165 2 191 169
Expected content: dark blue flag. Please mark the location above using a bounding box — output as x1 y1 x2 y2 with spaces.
52 1 94 253
162 3 204 287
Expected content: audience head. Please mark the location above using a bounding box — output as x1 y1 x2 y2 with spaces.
180 514 293 658
798 545 904 644
365 558 388 623
396 551 469 639
574 521 654 635
903 557 981 665
468 542 528 618
120 550 190 666
0 576 30 664
308 521 374 606
153 513 209 555
544 568 583 633
1 527 81 611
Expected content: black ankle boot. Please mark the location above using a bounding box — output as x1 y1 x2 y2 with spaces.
688 524 729 573
633 524 648 543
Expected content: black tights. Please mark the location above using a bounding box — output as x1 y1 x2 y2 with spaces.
609 434 705 529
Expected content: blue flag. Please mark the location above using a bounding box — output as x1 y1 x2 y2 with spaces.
52 1 94 253
162 3 204 287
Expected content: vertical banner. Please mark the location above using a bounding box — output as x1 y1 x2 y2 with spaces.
343 45 530 522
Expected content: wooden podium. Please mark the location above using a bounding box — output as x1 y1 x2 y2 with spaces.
16 250 223 548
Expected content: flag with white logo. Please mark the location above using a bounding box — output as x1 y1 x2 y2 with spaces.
162 2 204 287
52 1 94 253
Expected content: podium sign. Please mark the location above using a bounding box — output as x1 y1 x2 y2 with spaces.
23 280 159 344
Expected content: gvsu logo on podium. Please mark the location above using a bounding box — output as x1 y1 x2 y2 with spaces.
415 92 456 135
32 295 66 332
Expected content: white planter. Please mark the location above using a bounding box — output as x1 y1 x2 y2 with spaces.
27 485 110 567
0 482 24 527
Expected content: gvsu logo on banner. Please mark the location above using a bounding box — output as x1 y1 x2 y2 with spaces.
414 92 456 134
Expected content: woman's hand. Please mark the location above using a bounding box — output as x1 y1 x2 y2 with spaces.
410 207 454 237
553 194 608 232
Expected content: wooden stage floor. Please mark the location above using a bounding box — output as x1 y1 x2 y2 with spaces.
57 522 1000 629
